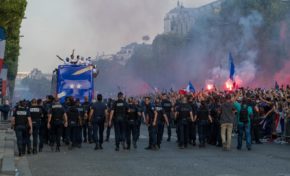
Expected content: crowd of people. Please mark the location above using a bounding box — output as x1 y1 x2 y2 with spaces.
10 86 290 156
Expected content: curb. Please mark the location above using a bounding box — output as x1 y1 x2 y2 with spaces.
0 125 16 176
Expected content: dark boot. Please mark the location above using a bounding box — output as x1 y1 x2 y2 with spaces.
56 146 60 152
32 148 37 154
94 144 99 150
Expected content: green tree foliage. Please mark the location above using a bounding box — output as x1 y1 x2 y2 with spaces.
0 0 27 97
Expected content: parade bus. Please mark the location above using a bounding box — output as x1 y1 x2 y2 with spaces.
51 64 96 103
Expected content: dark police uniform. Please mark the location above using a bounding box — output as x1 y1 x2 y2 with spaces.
42 101 52 145
76 104 85 145
197 105 210 147
176 103 192 148
145 103 157 149
49 102 66 151
106 99 114 141
136 103 143 141
162 99 172 141
155 103 166 148
174 100 182 143
250 102 262 144
67 105 80 148
112 99 128 150
82 101 92 143
209 103 222 146
91 101 107 149
188 101 198 145
29 105 43 153
126 103 138 149
14 106 31 155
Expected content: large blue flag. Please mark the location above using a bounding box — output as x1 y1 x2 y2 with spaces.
186 81 195 93
229 52 235 81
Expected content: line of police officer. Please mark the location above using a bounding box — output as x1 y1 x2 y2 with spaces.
12 95 92 156
142 93 214 150
12 92 222 156
11 93 144 156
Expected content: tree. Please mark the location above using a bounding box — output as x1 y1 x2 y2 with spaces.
0 0 27 97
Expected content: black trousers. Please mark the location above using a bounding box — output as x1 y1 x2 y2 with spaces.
93 120 105 145
188 121 197 143
83 120 93 142
39 120 46 149
15 125 27 153
157 123 165 146
209 120 222 145
50 122 63 147
166 113 172 139
178 121 189 146
32 122 40 149
126 121 137 147
114 118 126 147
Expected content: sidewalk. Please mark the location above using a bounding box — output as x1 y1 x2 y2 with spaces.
0 121 16 176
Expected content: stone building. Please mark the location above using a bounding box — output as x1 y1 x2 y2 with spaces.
164 0 225 35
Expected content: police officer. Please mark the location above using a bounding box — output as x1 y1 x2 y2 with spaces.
105 98 114 142
76 99 85 147
22 100 32 154
66 98 82 150
251 99 262 144
37 99 45 152
126 97 140 149
196 101 212 148
135 99 143 141
89 94 107 150
175 96 195 149
188 96 198 146
12 101 32 156
29 99 43 154
144 97 157 150
154 97 169 149
161 93 173 142
47 98 68 152
109 92 128 151
208 98 222 147
62 97 72 145
174 95 183 143
82 96 93 143
42 95 54 145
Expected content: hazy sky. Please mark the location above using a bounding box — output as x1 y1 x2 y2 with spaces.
19 0 215 73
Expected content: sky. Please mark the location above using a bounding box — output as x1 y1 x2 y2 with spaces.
18 0 216 73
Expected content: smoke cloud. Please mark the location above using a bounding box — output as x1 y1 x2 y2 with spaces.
71 1 290 95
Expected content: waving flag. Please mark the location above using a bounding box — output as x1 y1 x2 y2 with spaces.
179 89 187 95
0 27 6 71
179 82 195 95
186 81 195 93
229 52 235 81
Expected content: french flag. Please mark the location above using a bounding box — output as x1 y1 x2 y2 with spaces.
179 81 195 95
0 27 6 71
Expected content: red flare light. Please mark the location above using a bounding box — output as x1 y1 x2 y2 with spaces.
207 84 213 91
225 80 233 91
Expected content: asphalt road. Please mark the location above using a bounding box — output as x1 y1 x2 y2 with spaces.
16 125 290 176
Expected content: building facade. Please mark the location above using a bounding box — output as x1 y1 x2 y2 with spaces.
164 0 225 35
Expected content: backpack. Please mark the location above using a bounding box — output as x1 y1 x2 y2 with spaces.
239 105 248 123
